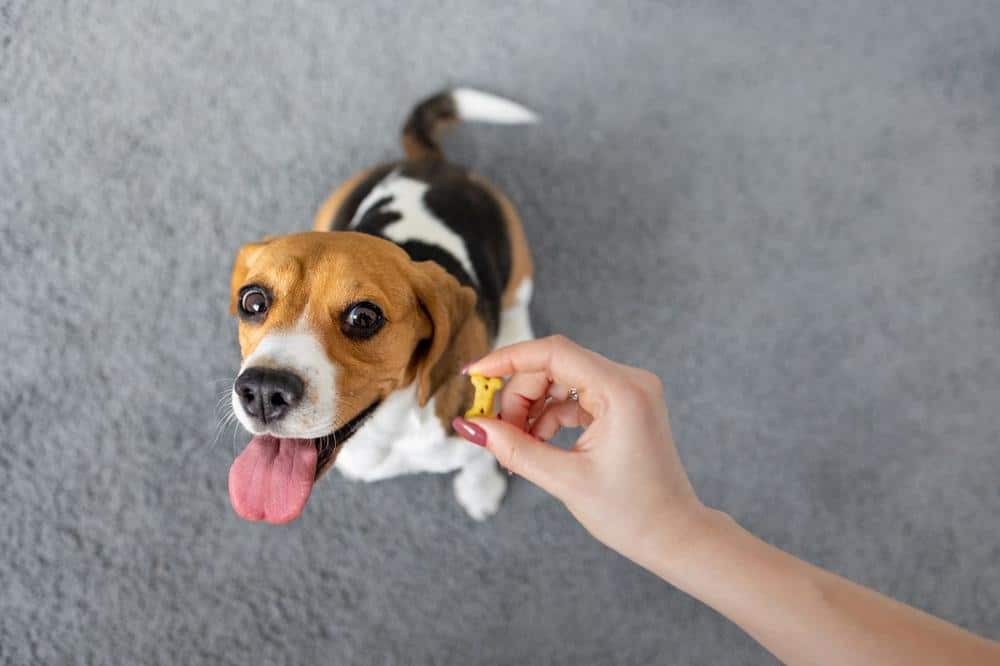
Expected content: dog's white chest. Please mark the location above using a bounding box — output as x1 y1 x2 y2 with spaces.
334 384 476 482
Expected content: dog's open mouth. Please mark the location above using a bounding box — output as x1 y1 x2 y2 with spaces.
227 400 381 525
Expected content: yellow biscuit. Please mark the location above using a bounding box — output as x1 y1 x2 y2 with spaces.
465 374 504 419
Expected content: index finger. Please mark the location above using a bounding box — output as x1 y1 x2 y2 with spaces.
466 335 619 409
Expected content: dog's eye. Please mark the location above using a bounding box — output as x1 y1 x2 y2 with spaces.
341 302 385 340
239 287 270 319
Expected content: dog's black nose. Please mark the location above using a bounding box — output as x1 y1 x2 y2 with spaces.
234 368 304 424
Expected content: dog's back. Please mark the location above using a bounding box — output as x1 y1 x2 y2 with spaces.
313 89 537 340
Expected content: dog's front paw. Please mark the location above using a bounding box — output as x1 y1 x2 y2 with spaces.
453 460 507 521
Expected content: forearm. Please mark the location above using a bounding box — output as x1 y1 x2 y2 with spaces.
639 510 1000 666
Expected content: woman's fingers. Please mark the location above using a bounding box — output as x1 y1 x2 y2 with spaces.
467 335 618 413
530 400 593 441
498 371 551 431
546 382 576 402
500 374 579 431
453 417 578 499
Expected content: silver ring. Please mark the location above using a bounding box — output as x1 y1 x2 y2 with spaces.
568 387 579 402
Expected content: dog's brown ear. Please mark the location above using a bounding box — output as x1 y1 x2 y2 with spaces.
409 260 477 406
228 238 272 315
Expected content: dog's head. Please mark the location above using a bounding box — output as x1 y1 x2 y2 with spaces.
226 231 475 523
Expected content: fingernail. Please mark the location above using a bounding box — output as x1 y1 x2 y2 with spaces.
459 362 473 375
452 417 487 447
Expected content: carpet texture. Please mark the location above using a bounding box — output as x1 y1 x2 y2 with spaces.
3 1 1000 663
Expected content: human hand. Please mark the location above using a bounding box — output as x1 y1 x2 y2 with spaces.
453 335 712 567
456 337 1000 666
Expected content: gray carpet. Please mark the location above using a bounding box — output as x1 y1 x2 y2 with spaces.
3 1 999 663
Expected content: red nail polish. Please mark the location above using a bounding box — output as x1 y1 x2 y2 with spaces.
452 417 487 447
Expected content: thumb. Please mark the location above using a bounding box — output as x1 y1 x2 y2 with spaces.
453 417 575 498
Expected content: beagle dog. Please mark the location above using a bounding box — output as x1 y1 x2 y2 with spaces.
227 89 536 524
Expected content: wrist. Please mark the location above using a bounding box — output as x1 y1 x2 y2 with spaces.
632 505 740 583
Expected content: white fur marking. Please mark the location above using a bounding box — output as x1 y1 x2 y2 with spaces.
336 384 473 480
493 278 535 350
334 383 506 521
452 88 539 124
454 454 507 521
349 172 479 284
232 320 337 439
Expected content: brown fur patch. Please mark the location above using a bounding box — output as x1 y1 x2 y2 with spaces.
228 238 274 315
431 315 489 430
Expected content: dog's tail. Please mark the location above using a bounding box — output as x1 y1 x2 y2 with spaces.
401 88 538 161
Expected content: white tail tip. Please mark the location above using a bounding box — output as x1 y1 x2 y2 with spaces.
452 88 539 124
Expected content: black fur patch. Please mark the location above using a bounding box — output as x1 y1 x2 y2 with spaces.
336 160 511 337
401 92 457 158
330 164 396 231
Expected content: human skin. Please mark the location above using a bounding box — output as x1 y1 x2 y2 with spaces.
452 335 1000 666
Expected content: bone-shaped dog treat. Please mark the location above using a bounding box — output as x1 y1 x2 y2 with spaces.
466 374 504 419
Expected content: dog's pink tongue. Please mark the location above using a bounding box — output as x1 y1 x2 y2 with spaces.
228 435 317 524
